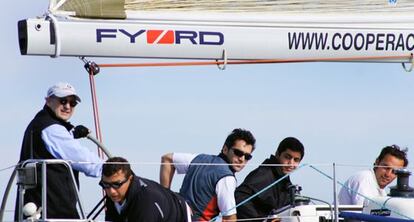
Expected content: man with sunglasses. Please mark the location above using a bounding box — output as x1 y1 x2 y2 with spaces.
17 82 103 219
235 137 305 221
338 145 408 205
160 128 256 221
101 157 190 222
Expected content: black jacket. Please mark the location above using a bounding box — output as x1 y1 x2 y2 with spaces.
105 176 188 222
16 106 80 219
235 155 292 221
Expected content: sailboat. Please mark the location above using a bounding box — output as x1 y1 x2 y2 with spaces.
4 0 414 221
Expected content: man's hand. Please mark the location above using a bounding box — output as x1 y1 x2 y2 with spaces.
222 214 237 222
73 125 90 139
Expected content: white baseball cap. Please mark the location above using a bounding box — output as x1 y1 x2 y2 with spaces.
46 82 81 102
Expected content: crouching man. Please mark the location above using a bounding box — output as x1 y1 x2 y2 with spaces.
101 157 191 222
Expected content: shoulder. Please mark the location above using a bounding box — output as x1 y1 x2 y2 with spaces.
26 109 58 130
134 177 167 198
43 123 70 132
348 170 372 180
192 153 217 162
218 175 237 186
346 170 373 186
173 153 198 163
41 124 73 142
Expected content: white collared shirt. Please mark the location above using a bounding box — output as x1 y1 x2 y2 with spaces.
338 169 387 205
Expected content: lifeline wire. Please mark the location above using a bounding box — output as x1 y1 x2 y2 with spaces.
0 165 17 173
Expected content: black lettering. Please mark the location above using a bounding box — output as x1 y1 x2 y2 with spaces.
395 34 405 51
301 33 314 50
376 33 385 50
332 33 341 50
175 31 197 44
342 33 353 50
288 32 300 50
199 31 224 45
96 29 117 42
407 34 414 51
385 34 396 51
354 33 365 51
314 33 329 50
119 29 145 43
365 33 375 50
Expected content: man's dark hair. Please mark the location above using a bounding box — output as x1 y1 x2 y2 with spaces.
376 145 408 167
275 137 305 160
223 128 256 151
102 156 133 177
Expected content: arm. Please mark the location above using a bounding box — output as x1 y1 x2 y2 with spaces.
222 214 237 222
160 153 196 189
343 171 373 205
160 153 176 189
41 124 102 177
350 179 369 205
216 176 238 220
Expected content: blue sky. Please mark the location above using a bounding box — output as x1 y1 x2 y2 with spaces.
1 1 414 221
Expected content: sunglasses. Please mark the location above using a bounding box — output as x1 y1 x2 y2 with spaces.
99 177 129 189
58 98 78 107
230 147 253 160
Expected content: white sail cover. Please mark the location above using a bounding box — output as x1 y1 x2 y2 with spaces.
50 0 414 18
18 0 414 62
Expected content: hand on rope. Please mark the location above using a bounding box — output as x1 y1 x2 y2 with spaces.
73 125 90 139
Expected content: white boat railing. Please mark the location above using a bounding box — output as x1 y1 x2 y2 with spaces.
15 159 88 222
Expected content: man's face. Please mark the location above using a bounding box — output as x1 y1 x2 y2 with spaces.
46 96 77 121
374 154 405 189
276 149 302 174
223 139 253 172
100 170 132 203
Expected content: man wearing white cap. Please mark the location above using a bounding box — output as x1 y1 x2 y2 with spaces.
16 82 103 219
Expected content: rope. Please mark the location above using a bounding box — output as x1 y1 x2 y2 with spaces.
88 68 105 158
0 165 17 173
96 54 412 69
3 161 412 169
80 58 106 159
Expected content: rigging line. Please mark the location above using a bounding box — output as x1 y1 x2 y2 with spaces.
0 165 17 173
309 165 413 220
9 160 411 171
209 163 309 222
96 55 412 68
87 63 105 158
51 161 414 169
65 161 334 167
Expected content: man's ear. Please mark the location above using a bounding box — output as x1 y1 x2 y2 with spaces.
45 97 51 105
373 159 379 170
222 145 229 155
275 151 280 158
